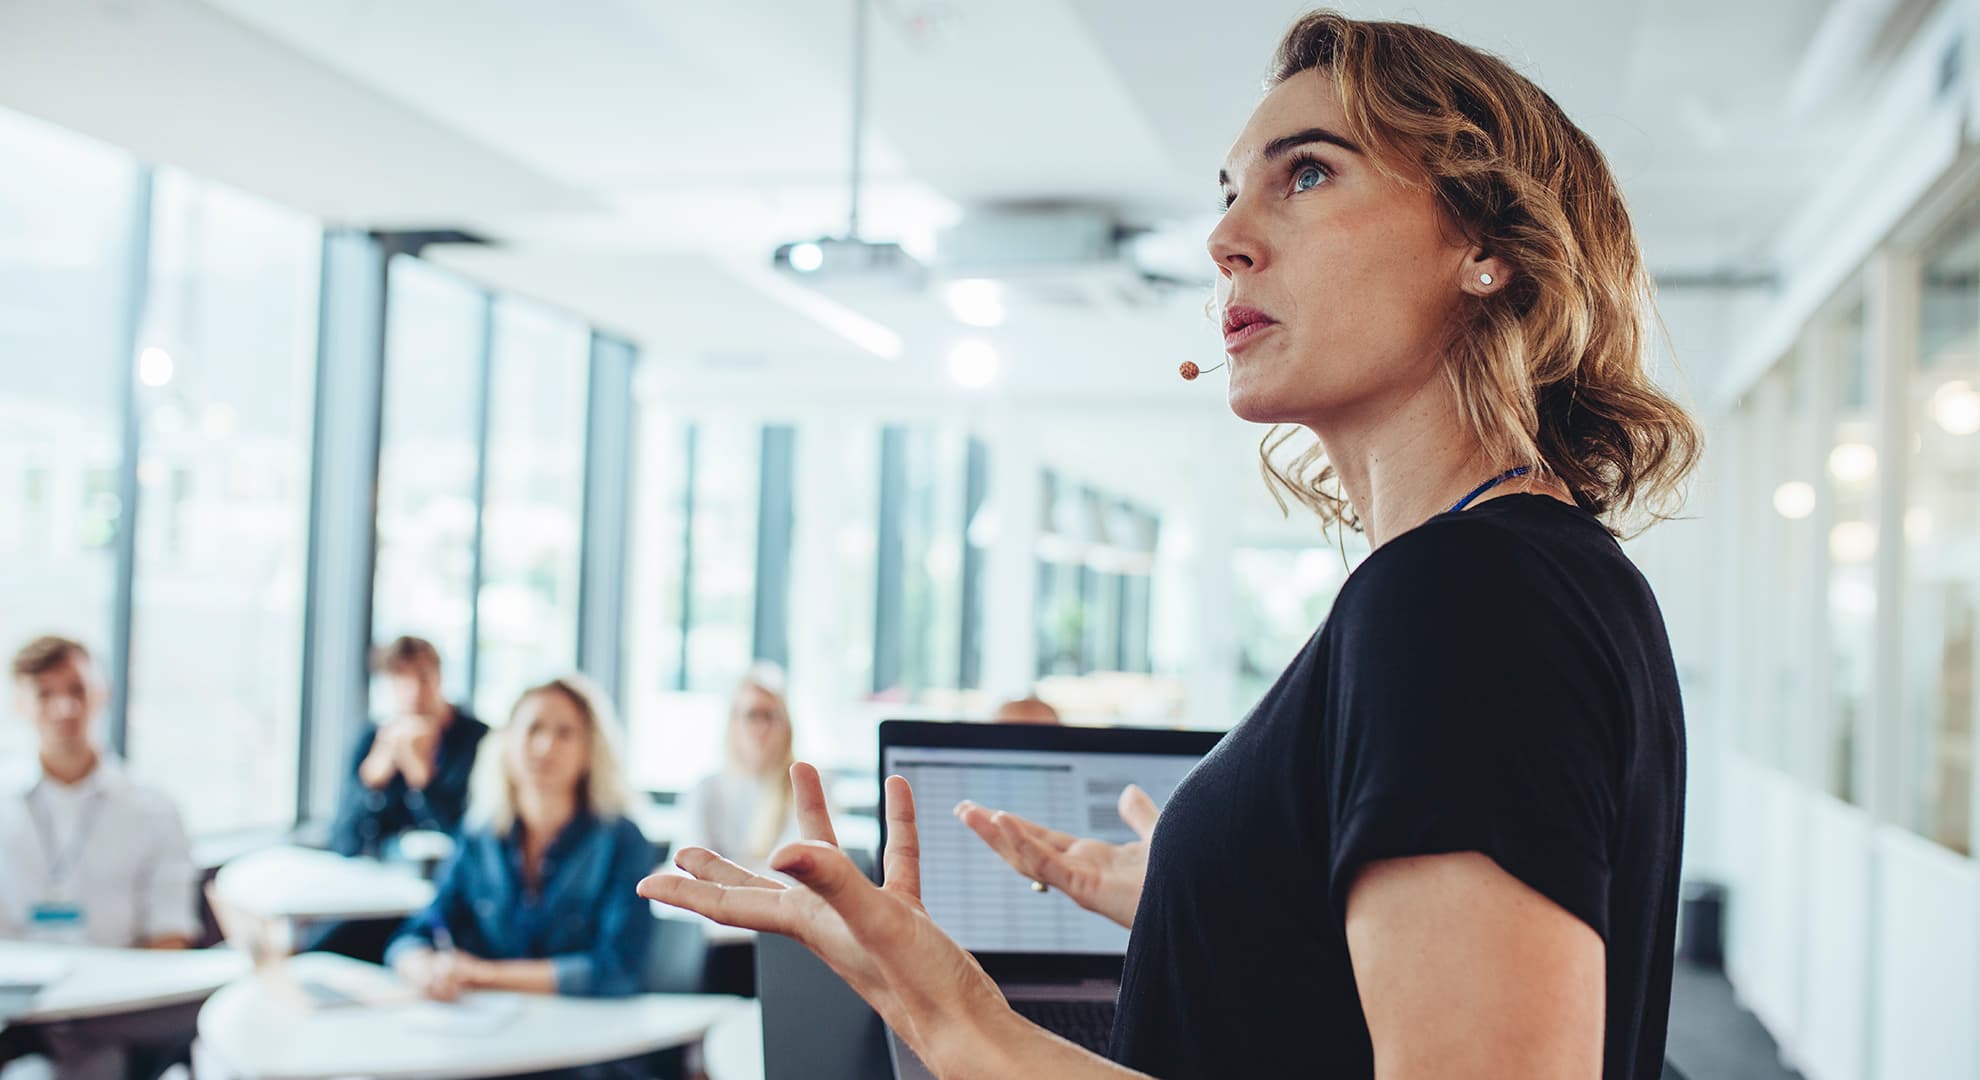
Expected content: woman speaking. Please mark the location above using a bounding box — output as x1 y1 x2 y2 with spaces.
642 10 1698 1079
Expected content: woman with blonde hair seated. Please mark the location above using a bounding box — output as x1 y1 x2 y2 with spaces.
387 674 654 999
675 662 802 871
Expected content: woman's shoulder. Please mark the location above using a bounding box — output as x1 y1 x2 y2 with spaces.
1345 505 1545 592
594 813 655 853
1330 496 1609 630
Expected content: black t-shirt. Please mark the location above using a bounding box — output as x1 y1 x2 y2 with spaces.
1109 494 1685 1079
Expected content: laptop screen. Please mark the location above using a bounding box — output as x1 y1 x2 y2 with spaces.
878 721 1219 958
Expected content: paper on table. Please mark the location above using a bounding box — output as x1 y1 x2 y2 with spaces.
400 992 524 1035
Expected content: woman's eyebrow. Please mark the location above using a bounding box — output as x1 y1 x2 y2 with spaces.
1219 125 1365 188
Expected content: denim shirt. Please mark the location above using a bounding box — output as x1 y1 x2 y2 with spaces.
385 812 657 997
329 707 489 858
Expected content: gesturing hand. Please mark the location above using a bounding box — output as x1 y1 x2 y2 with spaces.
955 784 1161 930
637 764 1012 1061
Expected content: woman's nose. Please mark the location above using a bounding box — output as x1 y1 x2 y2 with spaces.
1207 204 1262 272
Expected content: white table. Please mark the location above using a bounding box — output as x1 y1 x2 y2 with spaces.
196 952 745 1080
213 845 435 922
0 941 248 1024
701 999 764 1080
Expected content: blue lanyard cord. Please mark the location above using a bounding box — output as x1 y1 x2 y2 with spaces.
1444 466 1532 515
25 785 108 890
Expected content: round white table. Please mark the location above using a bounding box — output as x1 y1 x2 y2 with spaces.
212 846 435 922
701 999 764 1080
196 952 745 1080
0 941 248 1024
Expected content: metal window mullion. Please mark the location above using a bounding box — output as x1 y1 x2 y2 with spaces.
752 425 796 669
298 231 390 828
873 426 907 695
464 293 496 703
958 436 988 691
576 334 636 703
675 424 698 692
106 166 155 757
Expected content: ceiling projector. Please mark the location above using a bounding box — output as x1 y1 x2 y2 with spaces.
772 236 924 284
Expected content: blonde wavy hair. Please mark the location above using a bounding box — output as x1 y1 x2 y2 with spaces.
727 661 797 862
1257 11 1701 538
472 673 634 836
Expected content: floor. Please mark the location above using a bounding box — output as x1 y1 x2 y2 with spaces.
1665 960 1804 1080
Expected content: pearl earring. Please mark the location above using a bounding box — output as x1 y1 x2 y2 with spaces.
1479 273 1494 286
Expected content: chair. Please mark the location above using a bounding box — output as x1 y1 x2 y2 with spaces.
641 914 711 994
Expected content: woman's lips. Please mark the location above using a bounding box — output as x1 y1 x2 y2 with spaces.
1223 320 1279 351
1222 305 1279 351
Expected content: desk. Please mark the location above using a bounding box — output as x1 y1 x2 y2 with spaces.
701 999 764 1080
0 942 247 1025
196 952 744 1080
213 846 434 922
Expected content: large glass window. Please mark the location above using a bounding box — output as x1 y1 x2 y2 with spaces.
623 414 766 792
1232 544 1356 718
1900 207 1980 853
0 109 138 764
1757 355 1821 781
1825 302 1874 801
887 427 967 697
372 256 487 704
124 170 320 834
685 420 763 693
473 298 590 722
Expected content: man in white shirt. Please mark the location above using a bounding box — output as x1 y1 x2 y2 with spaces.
0 635 201 1080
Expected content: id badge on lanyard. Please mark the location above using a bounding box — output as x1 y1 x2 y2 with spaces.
24 789 103 945
26 902 87 944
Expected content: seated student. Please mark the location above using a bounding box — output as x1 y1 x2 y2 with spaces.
992 693 1062 725
0 635 199 1080
675 662 802 871
386 674 655 999
329 636 488 858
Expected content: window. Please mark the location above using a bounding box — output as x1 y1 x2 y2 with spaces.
473 297 590 722
884 427 968 697
684 420 763 693
123 170 320 834
372 256 487 705
1825 302 1874 801
1757 353 1821 782
0 108 138 763
1232 545 1356 719
623 414 765 792
1900 207 1980 853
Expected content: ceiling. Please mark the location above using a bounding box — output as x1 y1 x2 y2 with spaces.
0 0 1924 537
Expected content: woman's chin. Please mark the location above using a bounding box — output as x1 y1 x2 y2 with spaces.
1226 378 1297 425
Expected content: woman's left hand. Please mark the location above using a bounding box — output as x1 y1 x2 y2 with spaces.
638 763 1013 1067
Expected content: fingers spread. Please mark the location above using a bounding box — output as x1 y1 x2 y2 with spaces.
998 809 1079 852
1118 784 1161 840
790 762 839 846
673 846 784 889
997 812 1077 887
638 873 792 935
881 775 921 897
956 804 1025 868
771 841 889 936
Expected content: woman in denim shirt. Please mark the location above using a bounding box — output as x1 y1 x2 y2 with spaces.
387 674 655 999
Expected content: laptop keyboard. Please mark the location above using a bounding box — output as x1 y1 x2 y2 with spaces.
1011 998 1117 1054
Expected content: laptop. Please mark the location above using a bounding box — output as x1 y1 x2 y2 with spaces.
877 719 1222 1078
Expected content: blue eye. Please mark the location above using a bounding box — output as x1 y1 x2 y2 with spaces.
1293 164 1327 193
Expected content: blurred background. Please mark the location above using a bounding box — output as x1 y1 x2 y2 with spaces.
2 0 1978 1077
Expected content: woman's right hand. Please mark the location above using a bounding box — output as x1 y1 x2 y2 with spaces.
395 948 468 1002
639 764 1016 1070
955 784 1161 930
